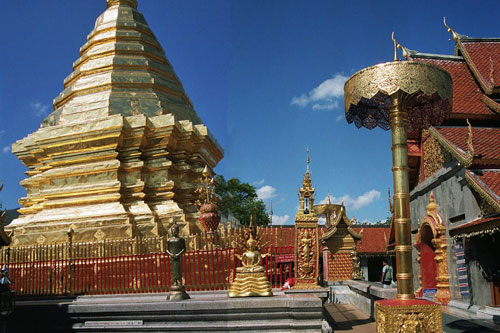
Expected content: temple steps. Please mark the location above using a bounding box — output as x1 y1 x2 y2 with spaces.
9 291 324 332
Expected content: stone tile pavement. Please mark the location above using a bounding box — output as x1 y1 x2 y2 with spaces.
324 303 500 332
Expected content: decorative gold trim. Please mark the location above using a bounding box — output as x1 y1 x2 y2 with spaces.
465 171 500 213
414 193 451 305
456 39 494 95
428 126 470 167
481 95 500 115
376 300 442 332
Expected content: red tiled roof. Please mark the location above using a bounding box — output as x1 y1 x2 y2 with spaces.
352 227 390 254
413 58 495 118
434 127 500 163
460 41 500 92
450 215 500 231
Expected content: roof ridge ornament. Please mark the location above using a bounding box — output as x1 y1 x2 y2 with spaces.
444 17 461 42
391 32 410 61
464 119 474 167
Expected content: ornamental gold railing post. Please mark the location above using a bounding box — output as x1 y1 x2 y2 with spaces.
389 91 414 299
67 228 74 296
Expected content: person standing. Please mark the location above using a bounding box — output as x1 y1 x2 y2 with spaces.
381 259 393 288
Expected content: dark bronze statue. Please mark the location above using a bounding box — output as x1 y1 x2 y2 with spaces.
166 223 190 301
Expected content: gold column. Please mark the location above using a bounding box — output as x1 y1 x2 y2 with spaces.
344 43 453 331
389 91 414 300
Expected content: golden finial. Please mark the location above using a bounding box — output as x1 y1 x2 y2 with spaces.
392 32 410 61
464 119 474 167
444 17 460 42
326 193 331 205
195 165 217 206
107 0 138 8
202 165 210 178
306 147 310 172
426 192 437 214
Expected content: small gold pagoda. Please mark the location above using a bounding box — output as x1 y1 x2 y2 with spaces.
294 149 320 289
7 0 223 246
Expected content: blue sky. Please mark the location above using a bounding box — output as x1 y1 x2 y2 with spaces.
1 0 499 225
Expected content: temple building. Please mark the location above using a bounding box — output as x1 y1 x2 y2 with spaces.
352 226 390 282
6 0 223 246
395 23 500 310
320 200 363 282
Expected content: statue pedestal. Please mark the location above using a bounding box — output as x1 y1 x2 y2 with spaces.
168 285 190 301
228 270 273 298
375 299 442 332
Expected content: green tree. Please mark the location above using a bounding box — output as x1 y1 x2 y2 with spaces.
214 175 270 226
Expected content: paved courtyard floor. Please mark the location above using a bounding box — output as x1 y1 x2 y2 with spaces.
324 303 500 332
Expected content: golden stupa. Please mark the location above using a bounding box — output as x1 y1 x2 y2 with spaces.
7 0 223 246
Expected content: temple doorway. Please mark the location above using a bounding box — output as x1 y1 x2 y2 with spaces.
420 224 437 293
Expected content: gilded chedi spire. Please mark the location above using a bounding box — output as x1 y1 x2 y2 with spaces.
107 0 137 9
44 0 200 127
8 2 223 246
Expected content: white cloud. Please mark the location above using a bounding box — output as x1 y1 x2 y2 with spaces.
30 101 50 117
252 179 265 186
319 190 381 211
256 185 277 201
272 214 290 225
2 146 10 153
335 114 344 122
291 73 348 111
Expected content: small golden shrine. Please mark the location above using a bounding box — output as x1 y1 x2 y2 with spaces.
228 218 273 297
318 199 363 281
414 193 451 305
294 149 321 289
6 0 223 246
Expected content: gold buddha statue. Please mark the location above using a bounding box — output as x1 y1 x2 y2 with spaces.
228 233 273 297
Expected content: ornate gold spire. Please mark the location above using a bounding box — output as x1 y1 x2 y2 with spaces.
298 149 315 215
426 192 437 214
306 147 310 172
107 0 137 9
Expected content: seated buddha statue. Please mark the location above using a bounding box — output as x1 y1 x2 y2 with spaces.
234 235 269 273
228 233 273 297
